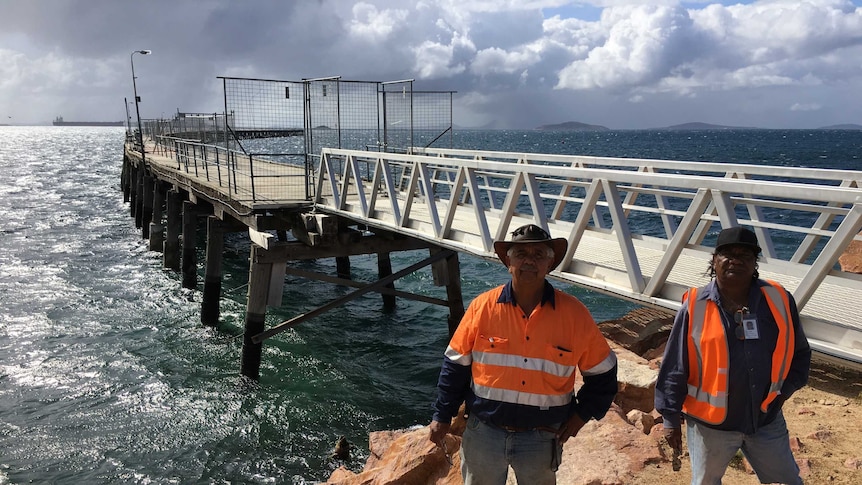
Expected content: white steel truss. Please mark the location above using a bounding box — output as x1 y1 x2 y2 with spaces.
314 147 862 367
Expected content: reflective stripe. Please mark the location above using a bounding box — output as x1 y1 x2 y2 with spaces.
472 382 574 407
473 350 575 377
686 383 727 406
582 351 617 376
760 281 794 411
444 346 472 366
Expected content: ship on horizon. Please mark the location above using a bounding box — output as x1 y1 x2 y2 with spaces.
53 116 124 127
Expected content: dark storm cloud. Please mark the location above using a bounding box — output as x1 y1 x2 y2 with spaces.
1 0 862 128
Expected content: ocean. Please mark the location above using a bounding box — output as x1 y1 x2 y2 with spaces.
1 126 860 484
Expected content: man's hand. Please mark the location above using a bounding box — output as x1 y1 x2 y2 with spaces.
429 420 451 446
557 413 586 443
663 426 682 453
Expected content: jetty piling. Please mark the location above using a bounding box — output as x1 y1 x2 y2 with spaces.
164 189 182 271
148 181 165 252
201 216 225 327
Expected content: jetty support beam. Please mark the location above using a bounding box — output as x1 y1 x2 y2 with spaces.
135 167 144 229
241 244 274 380
201 216 225 327
164 189 182 271
433 248 465 336
148 181 165 252
142 174 154 239
182 201 198 289
251 249 454 344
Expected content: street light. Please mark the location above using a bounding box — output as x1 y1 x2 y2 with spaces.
131 49 151 165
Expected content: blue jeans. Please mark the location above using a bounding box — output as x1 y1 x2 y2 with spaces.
686 411 802 485
460 414 559 485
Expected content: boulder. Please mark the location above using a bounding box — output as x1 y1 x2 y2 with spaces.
554 404 666 484
598 307 674 355
838 231 862 273
324 427 461 485
609 341 659 415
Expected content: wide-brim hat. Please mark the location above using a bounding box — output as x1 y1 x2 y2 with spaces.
493 224 568 270
716 226 761 254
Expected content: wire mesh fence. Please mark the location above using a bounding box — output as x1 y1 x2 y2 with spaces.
141 75 454 205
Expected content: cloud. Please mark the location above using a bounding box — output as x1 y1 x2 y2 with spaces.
790 102 823 111
1 0 861 128
348 3 409 42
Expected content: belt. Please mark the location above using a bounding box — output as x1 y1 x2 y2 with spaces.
498 424 559 434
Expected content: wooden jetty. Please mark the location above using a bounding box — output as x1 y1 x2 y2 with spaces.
121 138 465 380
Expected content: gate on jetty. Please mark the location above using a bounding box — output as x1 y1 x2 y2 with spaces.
123 76 862 377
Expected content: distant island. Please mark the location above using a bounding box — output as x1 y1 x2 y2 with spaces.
531 121 862 131
536 121 609 131
661 122 756 131
818 124 862 130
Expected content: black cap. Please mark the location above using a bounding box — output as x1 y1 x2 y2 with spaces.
493 224 568 270
716 227 761 254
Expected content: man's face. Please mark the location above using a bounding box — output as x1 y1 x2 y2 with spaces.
507 242 553 284
713 244 757 285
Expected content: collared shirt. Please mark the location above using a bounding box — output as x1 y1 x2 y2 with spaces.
655 279 811 433
432 280 618 430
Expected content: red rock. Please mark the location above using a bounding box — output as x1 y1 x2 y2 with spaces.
806 429 832 441
797 457 812 477
845 457 862 470
325 427 461 485
555 404 666 484
838 232 862 273
789 436 803 452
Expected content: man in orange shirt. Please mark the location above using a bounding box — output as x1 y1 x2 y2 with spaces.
429 224 618 484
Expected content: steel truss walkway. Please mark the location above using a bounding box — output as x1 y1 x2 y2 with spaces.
313 147 862 367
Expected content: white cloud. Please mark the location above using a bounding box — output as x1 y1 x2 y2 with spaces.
348 3 409 42
790 102 823 111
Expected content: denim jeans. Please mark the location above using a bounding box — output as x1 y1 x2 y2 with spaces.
460 414 558 485
686 411 802 485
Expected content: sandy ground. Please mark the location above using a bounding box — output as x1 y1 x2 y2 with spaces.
630 357 862 485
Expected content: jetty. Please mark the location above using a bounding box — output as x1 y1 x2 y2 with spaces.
122 76 862 378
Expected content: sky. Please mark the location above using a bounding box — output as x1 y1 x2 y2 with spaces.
2 0 862 129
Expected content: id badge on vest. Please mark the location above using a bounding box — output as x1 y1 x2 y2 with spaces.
734 309 759 340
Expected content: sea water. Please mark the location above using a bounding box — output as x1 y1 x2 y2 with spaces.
0 126 860 484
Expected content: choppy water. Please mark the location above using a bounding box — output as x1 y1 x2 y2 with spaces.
1 126 860 484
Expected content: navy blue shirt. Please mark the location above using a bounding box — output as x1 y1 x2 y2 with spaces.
655 279 811 433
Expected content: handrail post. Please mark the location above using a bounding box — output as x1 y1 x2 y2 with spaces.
249 153 256 202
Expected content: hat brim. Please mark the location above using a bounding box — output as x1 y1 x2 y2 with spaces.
494 238 568 270
716 241 762 254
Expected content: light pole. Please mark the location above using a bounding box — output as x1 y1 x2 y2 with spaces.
131 49 151 165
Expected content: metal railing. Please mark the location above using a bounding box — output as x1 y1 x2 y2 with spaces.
151 135 312 204
314 147 862 366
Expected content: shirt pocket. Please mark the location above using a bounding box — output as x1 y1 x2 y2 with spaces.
545 343 577 367
475 334 509 353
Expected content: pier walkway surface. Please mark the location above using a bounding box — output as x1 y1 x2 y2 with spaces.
129 139 862 369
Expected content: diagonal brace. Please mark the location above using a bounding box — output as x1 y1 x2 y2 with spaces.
251 248 455 343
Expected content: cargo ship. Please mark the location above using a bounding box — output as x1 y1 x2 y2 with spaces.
53 116 124 127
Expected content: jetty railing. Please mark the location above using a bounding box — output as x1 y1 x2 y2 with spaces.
151 135 312 203
314 147 862 365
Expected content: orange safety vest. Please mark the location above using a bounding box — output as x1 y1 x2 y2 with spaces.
682 280 795 424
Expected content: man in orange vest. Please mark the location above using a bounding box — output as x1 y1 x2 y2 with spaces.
655 226 811 484
428 224 618 484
